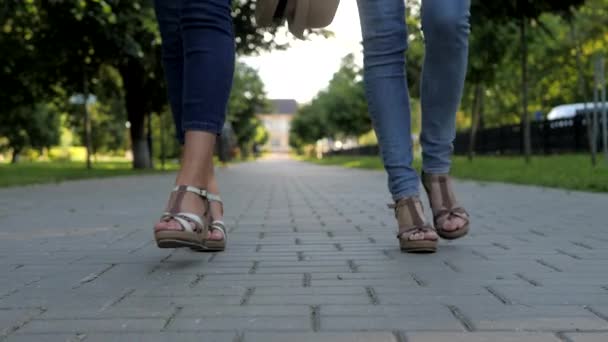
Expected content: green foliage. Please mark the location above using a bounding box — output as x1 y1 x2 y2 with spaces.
289 54 370 150
150 111 181 163
228 62 270 156
0 103 61 162
460 0 599 128
254 124 270 146
65 66 128 157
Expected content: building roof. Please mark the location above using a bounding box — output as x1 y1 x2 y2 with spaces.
266 99 298 115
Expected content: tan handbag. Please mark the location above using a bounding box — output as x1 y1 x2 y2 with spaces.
255 0 340 39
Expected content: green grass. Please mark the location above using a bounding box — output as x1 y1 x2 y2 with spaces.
300 154 608 193
0 155 257 188
0 160 177 188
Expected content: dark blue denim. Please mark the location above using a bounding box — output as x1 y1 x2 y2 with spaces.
154 0 235 144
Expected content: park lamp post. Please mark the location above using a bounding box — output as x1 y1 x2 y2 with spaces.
593 54 607 164
68 92 96 170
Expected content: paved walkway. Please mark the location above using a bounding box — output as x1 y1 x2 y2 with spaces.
1 158 608 341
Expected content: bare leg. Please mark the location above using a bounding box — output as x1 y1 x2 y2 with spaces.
154 131 223 240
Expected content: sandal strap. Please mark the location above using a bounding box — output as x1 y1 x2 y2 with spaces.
161 212 205 233
421 172 463 215
169 185 209 215
434 207 469 221
210 221 227 240
172 185 210 199
206 193 223 217
397 225 434 239
388 197 425 225
206 193 222 203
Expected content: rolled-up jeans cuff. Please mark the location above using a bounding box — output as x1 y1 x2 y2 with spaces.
392 189 420 202
182 121 223 136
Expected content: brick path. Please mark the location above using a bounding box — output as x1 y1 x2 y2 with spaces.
1 158 608 341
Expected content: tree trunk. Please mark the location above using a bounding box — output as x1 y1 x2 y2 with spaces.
468 82 484 161
120 59 152 169
147 113 154 169
160 112 166 170
11 148 20 164
83 72 92 170
520 17 531 163
240 144 249 159
129 111 151 169
569 19 596 166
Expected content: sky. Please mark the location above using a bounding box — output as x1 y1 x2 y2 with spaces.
241 1 363 104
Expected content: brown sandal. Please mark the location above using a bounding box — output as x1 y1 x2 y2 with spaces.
421 172 470 240
203 193 227 252
389 197 438 253
154 185 211 251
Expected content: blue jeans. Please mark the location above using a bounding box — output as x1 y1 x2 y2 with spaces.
154 0 235 144
357 0 470 200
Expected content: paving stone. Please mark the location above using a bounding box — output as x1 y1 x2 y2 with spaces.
16 319 166 334
565 333 608 342
166 316 310 331
6 334 74 342
321 316 465 331
178 305 309 317
84 332 237 342
243 332 397 342
457 304 608 331
248 294 370 305
405 332 562 342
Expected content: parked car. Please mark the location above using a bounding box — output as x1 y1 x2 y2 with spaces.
547 102 608 120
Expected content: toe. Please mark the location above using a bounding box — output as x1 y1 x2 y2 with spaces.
154 221 168 231
443 218 460 232
409 232 424 241
425 230 439 240
208 229 225 241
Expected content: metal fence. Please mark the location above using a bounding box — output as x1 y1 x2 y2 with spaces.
454 115 604 155
322 114 605 157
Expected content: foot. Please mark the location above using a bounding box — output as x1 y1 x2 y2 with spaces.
390 196 438 253
440 215 467 232
403 228 439 241
154 189 209 233
394 197 438 241
421 172 470 240
154 185 211 250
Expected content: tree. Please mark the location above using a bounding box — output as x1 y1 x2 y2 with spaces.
465 12 515 160
228 62 270 157
0 103 61 163
320 54 370 138
289 103 330 151
471 0 585 163
66 66 129 158
289 54 371 152
0 1 54 121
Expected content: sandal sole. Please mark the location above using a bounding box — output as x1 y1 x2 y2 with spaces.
399 240 438 253
437 224 469 240
190 241 225 252
204 241 226 251
155 231 207 250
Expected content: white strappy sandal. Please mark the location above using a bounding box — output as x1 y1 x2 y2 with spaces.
154 185 212 251
203 193 227 252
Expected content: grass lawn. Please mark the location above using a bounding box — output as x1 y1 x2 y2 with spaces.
300 154 608 193
0 155 259 188
0 160 180 188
